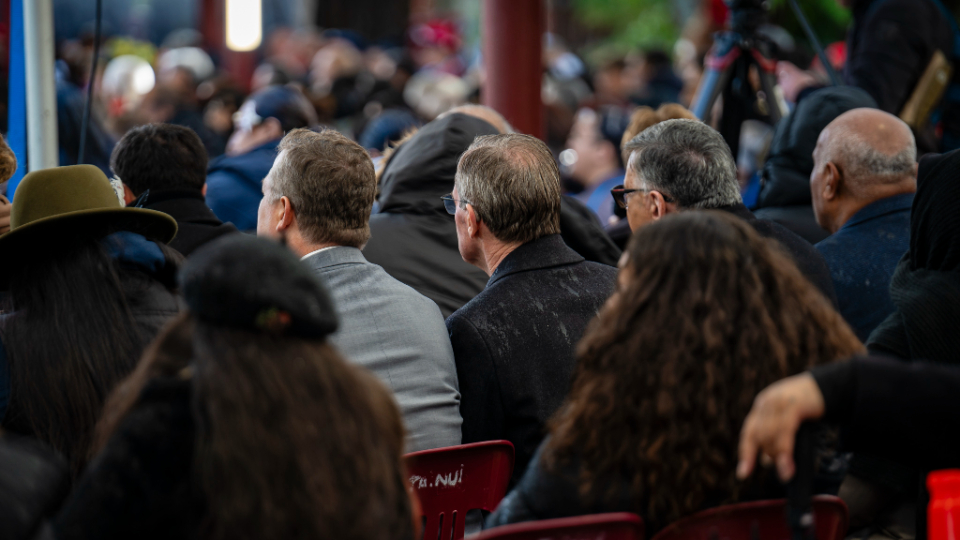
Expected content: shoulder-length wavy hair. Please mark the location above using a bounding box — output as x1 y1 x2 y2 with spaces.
544 210 863 528
95 312 415 540
0 234 179 478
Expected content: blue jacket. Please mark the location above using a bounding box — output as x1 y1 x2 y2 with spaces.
816 193 914 342
205 140 280 232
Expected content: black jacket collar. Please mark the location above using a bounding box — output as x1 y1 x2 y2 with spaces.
130 190 225 226
715 202 757 223
488 234 585 286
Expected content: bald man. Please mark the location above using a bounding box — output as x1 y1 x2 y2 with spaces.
811 108 917 342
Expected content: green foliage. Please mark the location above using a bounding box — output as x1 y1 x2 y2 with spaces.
571 0 853 65
572 0 679 62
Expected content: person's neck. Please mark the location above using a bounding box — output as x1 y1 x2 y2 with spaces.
831 184 915 233
478 238 523 276
289 235 341 259
582 163 620 189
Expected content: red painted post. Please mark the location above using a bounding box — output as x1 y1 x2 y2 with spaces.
482 0 544 139
198 0 257 93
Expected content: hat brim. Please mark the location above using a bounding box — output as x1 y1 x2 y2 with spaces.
0 206 178 285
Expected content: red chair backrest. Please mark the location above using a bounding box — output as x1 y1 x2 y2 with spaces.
651 496 848 540
474 512 645 540
406 440 515 540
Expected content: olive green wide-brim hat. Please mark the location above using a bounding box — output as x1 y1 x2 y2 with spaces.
0 164 177 281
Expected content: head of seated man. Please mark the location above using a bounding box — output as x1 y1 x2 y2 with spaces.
452 133 562 275
257 128 375 253
620 118 742 231
113 123 209 204
810 108 917 234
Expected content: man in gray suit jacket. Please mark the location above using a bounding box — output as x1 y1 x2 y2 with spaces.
256 127 461 453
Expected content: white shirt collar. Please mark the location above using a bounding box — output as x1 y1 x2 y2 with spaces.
300 246 338 261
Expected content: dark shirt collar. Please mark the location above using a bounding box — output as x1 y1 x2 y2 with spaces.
488 234 584 287
841 192 915 231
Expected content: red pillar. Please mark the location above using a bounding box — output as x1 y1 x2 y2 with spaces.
199 0 257 93
482 0 544 139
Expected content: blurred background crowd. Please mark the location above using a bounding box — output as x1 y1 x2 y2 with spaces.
0 0 858 225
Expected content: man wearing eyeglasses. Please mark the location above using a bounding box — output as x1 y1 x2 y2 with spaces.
445 133 618 487
615 118 837 304
205 85 317 232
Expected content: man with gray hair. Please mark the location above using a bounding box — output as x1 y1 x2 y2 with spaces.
812 108 917 341
257 128 462 453
445 133 617 485
620 118 836 302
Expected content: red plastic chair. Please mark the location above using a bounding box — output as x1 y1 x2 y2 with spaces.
406 440 515 540
651 496 848 540
474 513 645 540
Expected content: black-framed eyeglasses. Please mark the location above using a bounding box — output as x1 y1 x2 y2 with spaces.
610 184 675 209
441 193 471 215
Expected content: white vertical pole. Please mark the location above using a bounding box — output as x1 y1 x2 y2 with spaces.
23 0 59 171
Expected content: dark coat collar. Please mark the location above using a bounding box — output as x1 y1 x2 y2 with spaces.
842 192 914 231
714 202 757 222
488 234 585 287
132 191 225 226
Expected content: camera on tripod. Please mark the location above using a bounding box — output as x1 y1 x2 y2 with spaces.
691 0 839 157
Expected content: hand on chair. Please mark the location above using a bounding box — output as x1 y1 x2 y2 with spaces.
737 373 825 482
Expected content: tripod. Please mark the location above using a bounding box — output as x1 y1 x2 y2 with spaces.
691 0 840 160
691 11 787 160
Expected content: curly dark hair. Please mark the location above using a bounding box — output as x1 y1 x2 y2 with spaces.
544 210 863 528
94 313 415 540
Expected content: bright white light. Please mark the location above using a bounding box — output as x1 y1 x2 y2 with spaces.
226 0 262 52
559 149 578 167
132 64 156 95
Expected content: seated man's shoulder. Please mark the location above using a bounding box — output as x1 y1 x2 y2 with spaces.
579 260 619 279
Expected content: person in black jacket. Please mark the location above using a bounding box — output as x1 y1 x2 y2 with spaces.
779 0 957 153
446 133 618 486
53 235 417 540
739 357 960 483
112 123 238 257
364 109 621 319
837 148 960 538
487 211 863 532
753 86 878 244
620 119 839 305
867 148 960 360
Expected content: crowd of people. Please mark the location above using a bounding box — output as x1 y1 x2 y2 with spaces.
3 0 960 538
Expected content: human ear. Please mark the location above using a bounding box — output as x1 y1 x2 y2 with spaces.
823 162 841 201
465 204 481 238
650 191 670 220
277 196 295 232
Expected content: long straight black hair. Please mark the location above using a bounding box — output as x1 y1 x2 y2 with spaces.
0 233 179 478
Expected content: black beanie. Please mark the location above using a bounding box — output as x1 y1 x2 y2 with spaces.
179 235 339 339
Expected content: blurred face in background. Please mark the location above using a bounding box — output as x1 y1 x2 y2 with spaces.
226 100 282 156
565 109 617 188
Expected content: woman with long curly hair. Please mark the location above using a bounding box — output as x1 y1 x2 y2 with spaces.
487 210 864 532
53 235 417 540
